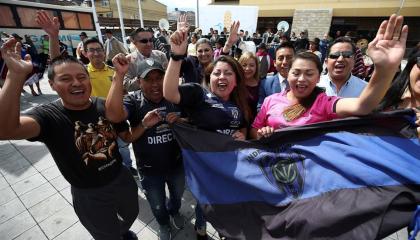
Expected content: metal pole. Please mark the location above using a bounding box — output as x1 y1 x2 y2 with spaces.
115 0 128 49
138 0 144 28
195 0 199 28
90 0 103 43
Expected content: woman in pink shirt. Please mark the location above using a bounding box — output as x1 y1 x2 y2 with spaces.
250 14 407 139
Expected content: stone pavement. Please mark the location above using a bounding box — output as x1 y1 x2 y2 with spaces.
0 77 412 240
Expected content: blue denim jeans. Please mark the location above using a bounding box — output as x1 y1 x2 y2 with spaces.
117 137 133 168
140 166 185 225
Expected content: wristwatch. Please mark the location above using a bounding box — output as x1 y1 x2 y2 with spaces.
170 52 186 61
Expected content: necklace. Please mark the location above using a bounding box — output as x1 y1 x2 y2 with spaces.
283 103 306 122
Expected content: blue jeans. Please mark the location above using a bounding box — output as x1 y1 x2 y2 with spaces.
140 166 185 225
117 137 133 168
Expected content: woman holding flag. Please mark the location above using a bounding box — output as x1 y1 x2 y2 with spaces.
163 15 252 239
250 14 408 139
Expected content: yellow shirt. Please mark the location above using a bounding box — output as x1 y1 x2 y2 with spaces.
87 63 114 98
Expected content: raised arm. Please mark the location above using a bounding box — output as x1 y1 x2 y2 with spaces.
222 21 240 54
105 53 130 123
163 15 189 104
0 38 40 140
336 14 408 117
36 10 60 59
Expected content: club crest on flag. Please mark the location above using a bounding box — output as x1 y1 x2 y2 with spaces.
243 146 306 199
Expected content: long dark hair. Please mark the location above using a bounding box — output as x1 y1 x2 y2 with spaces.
377 49 420 111
212 55 252 125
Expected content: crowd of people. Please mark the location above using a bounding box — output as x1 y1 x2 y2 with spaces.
0 9 419 240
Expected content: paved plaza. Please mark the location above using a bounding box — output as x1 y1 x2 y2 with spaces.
0 78 412 240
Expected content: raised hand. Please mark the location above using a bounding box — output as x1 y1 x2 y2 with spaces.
112 53 130 77
177 14 189 33
367 14 408 70
36 10 60 37
169 15 189 56
1 38 33 77
226 21 240 47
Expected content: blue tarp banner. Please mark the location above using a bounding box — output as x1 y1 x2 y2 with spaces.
173 110 420 239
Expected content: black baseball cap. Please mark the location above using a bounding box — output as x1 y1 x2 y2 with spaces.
12 33 23 40
136 59 165 79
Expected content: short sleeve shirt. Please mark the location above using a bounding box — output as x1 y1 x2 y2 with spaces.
178 83 245 135
87 63 114 98
23 98 128 188
252 91 339 130
123 91 182 175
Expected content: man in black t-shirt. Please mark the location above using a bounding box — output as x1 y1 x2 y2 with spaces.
106 55 185 240
0 38 138 240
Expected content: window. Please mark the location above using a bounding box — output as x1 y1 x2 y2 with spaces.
0 5 16 27
62 11 80 29
78 13 94 30
17 7 55 28
101 0 110 7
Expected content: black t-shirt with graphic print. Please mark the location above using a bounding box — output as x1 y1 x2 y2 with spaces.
24 97 128 188
178 83 245 135
124 91 183 176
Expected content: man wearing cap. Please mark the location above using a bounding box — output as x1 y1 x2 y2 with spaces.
76 31 89 64
104 29 127 66
124 27 168 92
106 54 186 240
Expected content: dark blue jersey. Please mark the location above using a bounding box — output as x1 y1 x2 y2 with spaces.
180 56 204 84
178 83 245 136
124 91 183 175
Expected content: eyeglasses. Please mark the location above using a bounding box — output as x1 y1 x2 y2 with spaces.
328 51 354 59
86 48 104 53
136 38 153 44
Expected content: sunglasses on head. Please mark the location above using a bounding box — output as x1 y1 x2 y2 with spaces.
328 51 354 59
136 38 153 44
